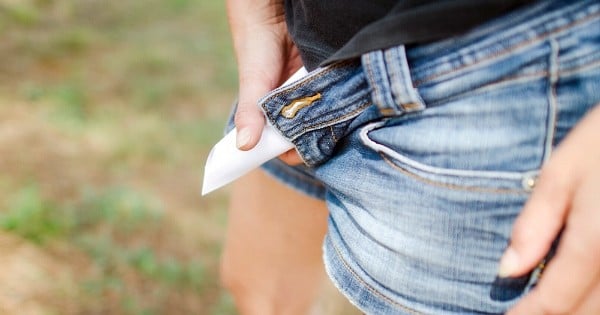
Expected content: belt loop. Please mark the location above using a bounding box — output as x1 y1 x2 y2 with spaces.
384 45 426 113
361 50 400 117
361 46 425 117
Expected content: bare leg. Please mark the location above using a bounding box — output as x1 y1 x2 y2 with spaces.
220 169 329 315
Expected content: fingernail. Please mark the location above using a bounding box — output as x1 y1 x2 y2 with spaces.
236 128 252 149
498 247 520 278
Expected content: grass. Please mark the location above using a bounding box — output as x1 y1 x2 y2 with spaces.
1 185 71 244
0 182 230 314
0 0 238 314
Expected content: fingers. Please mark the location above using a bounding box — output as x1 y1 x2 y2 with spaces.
227 0 302 151
227 0 286 151
504 105 600 314
234 84 267 150
232 35 296 151
499 105 600 278
507 170 600 315
497 161 573 278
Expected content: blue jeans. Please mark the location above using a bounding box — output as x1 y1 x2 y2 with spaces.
232 0 600 313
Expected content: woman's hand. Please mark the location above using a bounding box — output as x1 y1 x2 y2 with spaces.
501 104 600 315
227 0 303 164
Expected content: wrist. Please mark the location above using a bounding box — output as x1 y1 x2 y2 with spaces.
227 0 285 31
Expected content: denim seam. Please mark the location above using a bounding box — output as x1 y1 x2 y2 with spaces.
260 61 355 105
560 59 600 77
421 58 600 109
264 161 325 188
329 237 427 315
290 100 367 166
360 122 532 181
423 72 549 108
263 100 368 141
412 3 599 83
291 102 372 139
329 126 339 143
380 154 529 195
412 11 600 87
384 46 425 111
289 103 370 166
364 52 399 115
543 38 560 163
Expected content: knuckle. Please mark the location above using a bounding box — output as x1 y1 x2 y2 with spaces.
233 115 245 129
233 111 246 126
234 107 262 126
235 104 258 116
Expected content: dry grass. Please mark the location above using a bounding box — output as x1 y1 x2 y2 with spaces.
0 0 236 313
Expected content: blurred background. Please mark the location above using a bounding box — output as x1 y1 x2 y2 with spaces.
0 0 237 313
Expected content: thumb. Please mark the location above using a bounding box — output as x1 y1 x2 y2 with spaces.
234 70 274 151
234 98 266 151
498 163 573 278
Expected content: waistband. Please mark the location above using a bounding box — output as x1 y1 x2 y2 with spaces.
258 51 421 167
258 0 599 167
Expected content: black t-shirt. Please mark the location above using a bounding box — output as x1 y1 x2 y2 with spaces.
285 0 536 70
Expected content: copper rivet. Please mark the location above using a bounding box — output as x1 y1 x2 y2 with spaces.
281 93 321 119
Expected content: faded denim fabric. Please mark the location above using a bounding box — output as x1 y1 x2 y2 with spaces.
228 0 600 313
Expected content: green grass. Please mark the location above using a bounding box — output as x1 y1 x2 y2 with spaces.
0 185 71 244
0 183 227 314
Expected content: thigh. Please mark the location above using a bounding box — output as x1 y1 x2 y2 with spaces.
220 169 329 315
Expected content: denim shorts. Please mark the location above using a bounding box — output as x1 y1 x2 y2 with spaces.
230 0 600 313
